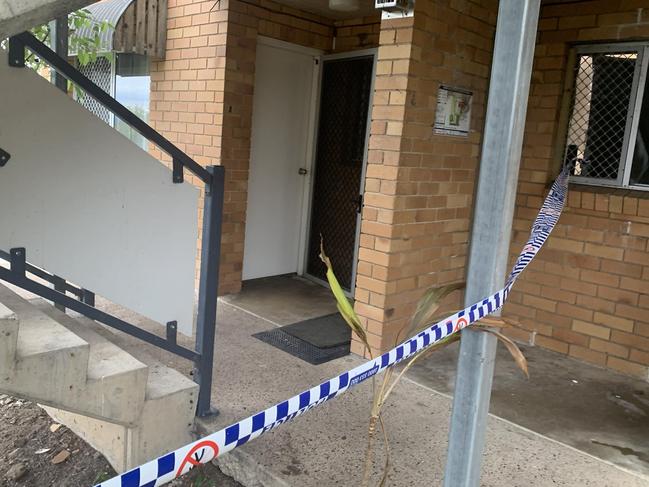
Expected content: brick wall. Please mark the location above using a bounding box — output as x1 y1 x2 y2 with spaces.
333 15 380 52
504 0 649 380
151 1 381 294
352 0 498 356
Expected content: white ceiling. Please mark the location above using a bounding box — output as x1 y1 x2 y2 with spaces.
274 0 378 20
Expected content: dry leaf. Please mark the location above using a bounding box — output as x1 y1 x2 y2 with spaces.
478 316 508 327
49 423 61 433
481 328 529 379
479 316 521 328
409 283 465 334
51 450 70 465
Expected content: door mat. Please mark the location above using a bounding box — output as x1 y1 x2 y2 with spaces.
282 313 351 348
253 313 351 365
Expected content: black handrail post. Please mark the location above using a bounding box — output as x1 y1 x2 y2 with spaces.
194 165 224 417
8 36 25 68
10 248 26 276
81 289 95 307
52 275 67 312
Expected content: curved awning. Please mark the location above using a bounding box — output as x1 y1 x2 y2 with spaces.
71 0 167 59
71 0 132 54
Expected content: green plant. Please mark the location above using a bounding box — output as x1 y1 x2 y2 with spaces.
2 9 113 95
31 10 113 69
192 472 213 487
320 239 529 486
92 471 112 484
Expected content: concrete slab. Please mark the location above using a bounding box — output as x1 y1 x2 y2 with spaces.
0 0 96 39
202 303 649 487
407 341 649 477
222 275 337 326
88 291 649 486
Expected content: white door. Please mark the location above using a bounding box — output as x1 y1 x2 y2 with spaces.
242 39 320 280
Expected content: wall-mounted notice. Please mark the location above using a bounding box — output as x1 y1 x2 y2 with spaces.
434 85 473 137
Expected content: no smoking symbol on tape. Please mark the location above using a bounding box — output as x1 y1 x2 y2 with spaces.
176 440 219 477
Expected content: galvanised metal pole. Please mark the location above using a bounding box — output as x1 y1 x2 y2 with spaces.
195 165 224 417
443 1 541 486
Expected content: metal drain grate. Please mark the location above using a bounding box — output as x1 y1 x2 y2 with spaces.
253 329 350 365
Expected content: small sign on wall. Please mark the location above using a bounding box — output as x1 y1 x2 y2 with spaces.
434 85 473 137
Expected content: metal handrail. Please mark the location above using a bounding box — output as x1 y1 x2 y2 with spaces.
4 33 224 417
0 248 199 361
8 32 212 186
0 249 84 298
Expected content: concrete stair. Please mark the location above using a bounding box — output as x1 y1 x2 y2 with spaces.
0 283 199 472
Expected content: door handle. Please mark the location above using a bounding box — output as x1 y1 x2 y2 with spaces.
298 168 308 175
355 194 363 214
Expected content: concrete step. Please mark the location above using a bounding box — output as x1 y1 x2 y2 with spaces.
0 283 90 407
45 358 198 472
34 299 149 426
0 281 199 472
0 302 18 372
0 283 149 425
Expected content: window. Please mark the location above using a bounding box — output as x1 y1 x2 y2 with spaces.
564 44 649 190
76 57 114 125
114 53 150 150
75 53 150 150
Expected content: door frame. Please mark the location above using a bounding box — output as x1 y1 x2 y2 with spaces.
301 48 378 296
245 36 322 280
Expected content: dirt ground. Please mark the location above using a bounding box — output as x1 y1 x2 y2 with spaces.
0 394 242 487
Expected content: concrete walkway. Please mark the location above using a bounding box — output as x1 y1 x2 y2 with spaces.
204 301 648 487
90 276 649 487
408 341 649 477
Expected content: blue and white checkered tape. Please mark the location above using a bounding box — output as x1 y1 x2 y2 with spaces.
96 168 569 487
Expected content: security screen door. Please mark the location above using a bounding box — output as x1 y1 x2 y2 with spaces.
306 54 374 291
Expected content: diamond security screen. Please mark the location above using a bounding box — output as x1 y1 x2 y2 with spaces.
565 51 637 182
76 57 113 124
307 56 373 290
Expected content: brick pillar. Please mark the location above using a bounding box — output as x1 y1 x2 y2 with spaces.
351 16 414 356
217 1 258 294
150 0 261 295
353 0 498 357
149 0 229 292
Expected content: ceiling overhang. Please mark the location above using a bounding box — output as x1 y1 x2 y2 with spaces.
0 0 96 39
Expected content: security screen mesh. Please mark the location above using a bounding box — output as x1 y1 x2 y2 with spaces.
306 56 373 290
75 57 113 123
565 52 637 181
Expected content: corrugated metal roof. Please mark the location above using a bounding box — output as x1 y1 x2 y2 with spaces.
70 0 133 54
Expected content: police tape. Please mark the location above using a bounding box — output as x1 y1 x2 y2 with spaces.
96 168 569 487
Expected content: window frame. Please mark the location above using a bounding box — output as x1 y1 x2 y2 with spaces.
565 42 649 191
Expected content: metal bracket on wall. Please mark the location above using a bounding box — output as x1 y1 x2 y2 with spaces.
8 36 25 68
0 148 10 167
172 158 184 183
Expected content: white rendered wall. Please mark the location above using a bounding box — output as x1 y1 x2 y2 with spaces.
0 54 199 336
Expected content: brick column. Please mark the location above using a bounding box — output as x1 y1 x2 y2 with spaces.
353 0 498 357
